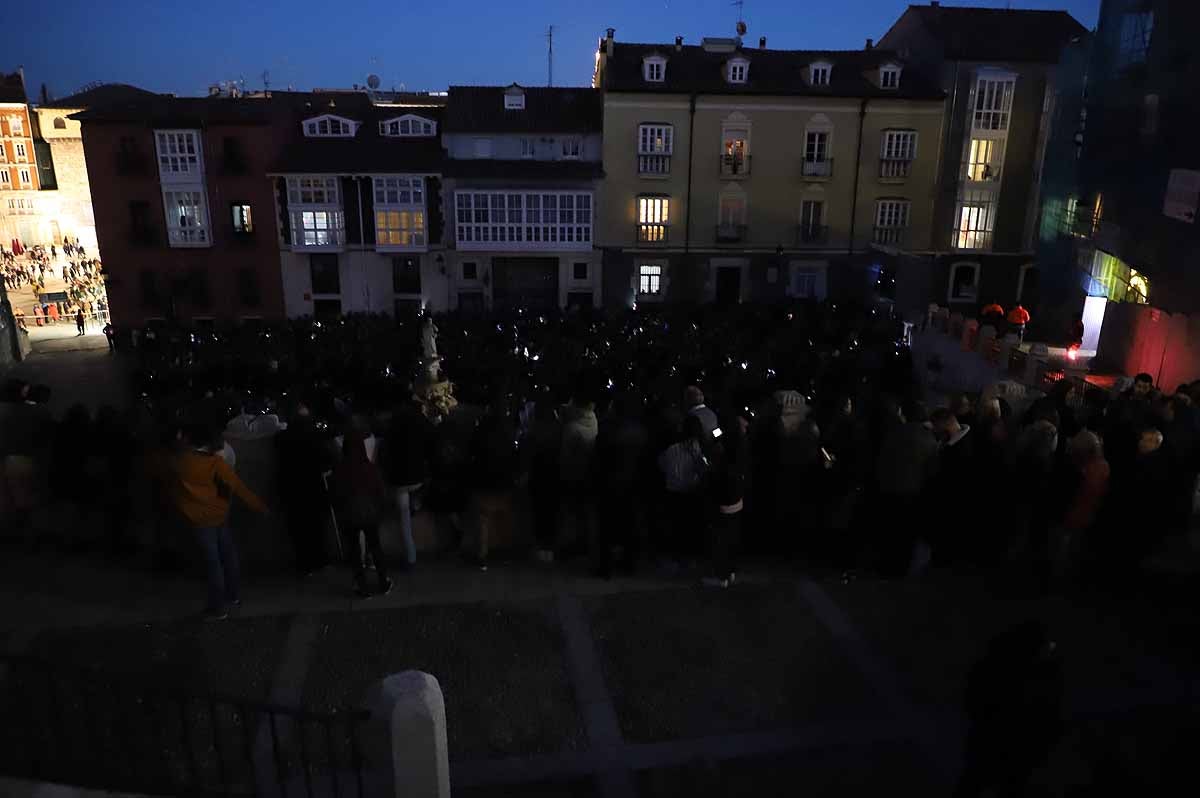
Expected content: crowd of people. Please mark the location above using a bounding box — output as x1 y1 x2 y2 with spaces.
1 238 108 332
1 303 1196 620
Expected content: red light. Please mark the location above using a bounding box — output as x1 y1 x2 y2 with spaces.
1067 344 1079 362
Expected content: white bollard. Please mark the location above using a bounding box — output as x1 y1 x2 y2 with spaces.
363 671 450 798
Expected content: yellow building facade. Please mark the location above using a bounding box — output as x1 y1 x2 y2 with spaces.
594 32 945 307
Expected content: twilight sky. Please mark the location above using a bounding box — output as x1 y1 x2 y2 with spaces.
13 0 1098 101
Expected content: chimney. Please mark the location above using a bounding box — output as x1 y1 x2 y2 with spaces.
865 38 873 50
606 28 615 57
759 36 767 50
675 35 683 51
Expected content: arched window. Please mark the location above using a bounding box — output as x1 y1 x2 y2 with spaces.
53 117 67 129
949 262 980 303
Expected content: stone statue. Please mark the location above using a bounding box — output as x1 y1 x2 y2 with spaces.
420 316 438 360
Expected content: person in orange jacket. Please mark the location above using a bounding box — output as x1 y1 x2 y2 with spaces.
167 421 268 620
1007 304 1031 341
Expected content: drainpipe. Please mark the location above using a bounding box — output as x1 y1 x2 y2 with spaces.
684 92 697 255
847 98 868 256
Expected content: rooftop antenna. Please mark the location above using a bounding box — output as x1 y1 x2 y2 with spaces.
546 25 554 87
262 70 270 91
733 0 747 37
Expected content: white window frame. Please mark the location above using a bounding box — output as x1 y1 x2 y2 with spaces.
799 199 825 242
638 263 664 297
809 62 832 86
637 196 670 243
643 56 666 82
954 190 996 251
880 64 901 89
638 124 673 175
454 190 593 251
948 262 981 303
10 115 23 136
378 115 436 137
286 176 344 249
374 175 426 251
504 91 526 110
0 143 6 163
788 263 826 299
231 203 253 233
0 170 10 189
874 199 911 245
561 138 582 159
721 124 750 176
302 115 359 138
13 142 27 162
727 59 749 84
973 75 1015 132
803 128 832 177
154 129 203 181
880 130 917 178
162 188 210 247
17 168 31 188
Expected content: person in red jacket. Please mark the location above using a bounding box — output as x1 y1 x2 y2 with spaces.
1007 304 1031 341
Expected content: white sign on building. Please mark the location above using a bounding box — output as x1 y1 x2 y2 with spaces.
1163 168 1200 224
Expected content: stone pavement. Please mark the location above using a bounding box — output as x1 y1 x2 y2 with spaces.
3 546 1197 797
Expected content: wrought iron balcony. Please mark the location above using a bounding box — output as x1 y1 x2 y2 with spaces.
872 226 910 248
636 223 670 245
879 158 912 180
801 158 833 179
720 153 751 177
638 154 671 176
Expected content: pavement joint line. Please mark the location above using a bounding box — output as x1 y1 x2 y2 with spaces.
796 577 956 786
554 592 635 798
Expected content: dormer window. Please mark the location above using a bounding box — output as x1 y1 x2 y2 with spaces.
643 56 667 82
504 84 526 110
880 64 902 90
303 115 359 138
809 62 832 87
727 58 749 84
379 115 437 137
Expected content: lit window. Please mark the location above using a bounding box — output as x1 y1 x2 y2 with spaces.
637 196 670 243
286 176 344 248
638 124 673 174
561 138 582 159
379 115 436 137
163 189 209 246
973 78 1015 131
965 138 1004 182
643 57 666 82
18 168 32 188
14 142 27 161
728 59 749 84
231 204 253 233
374 176 426 249
302 115 358 138
874 199 911 245
722 127 749 176
155 130 203 179
954 190 996 250
809 63 831 86
881 66 901 89
639 264 663 295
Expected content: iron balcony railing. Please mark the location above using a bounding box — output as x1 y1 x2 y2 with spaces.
872 226 910 247
879 158 912 179
637 153 671 175
636 223 670 245
801 158 833 179
720 154 751 177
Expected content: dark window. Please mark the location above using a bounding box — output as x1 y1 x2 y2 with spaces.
462 261 478 280
573 261 588 281
129 200 154 243
310 253 340 295
189 270 210 309
194 317 215 330
392 256 421 294
139 270 159 308
237 268 261 307
53 117 66 130
222 137 247 174
117 136 144 175
231 203 253 234
313 298 342 320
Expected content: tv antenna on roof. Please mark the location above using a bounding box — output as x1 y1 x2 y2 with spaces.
546 25 555 87
367 74 381 89
733 0 747 37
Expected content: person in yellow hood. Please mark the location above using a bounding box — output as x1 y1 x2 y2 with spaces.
167 422 268 620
